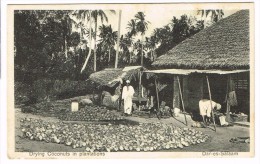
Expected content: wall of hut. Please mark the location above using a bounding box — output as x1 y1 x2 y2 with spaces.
179 72 250 116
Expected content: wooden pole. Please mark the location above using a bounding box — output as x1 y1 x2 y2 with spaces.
226 75 231 123
177 76 187 126
173 80 174 109
115 10 122 69
138 70 141 110
118 84 123 111
206 75 217 132
140 71 143 97
155 78 160 119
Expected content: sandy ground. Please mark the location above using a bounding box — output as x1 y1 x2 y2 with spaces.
15 108 250 152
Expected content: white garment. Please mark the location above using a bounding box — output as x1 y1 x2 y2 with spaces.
199 99 221 117
122 85 135 114
174 108 181 117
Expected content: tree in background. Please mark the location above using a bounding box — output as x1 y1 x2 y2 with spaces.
197 9 224 22
91 10 116 72
144 35 158 61
99 24 117 63
134 12 150 66
153 15 204 57
72 10 92 73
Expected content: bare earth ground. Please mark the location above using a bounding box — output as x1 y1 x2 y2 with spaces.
15 108 250 152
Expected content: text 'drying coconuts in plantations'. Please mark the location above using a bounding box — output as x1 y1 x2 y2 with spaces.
28 152 105 158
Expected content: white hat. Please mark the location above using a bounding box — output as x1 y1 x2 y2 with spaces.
126 80 130 83
216 103 221 110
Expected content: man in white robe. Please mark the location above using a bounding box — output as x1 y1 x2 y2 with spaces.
122 80 135 115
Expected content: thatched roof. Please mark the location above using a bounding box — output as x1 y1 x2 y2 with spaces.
89 66 143 88
152 10 250 70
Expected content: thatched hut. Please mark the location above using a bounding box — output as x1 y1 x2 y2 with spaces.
146 10 250 123
89 66 148 109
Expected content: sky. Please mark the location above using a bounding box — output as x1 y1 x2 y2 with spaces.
71 8 238 48
104 9 238 38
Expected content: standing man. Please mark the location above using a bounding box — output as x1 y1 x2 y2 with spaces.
122 80 135 116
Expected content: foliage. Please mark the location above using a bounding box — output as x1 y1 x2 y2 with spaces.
197 9 224 22
14 10 206 104
15 80 97 105
154 15 205 57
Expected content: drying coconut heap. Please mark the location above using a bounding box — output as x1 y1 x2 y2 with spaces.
21 96 124 121
22 96 87 117
59 105 124 121
20 118 210 152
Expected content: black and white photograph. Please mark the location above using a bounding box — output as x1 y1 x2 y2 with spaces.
5 2 254 159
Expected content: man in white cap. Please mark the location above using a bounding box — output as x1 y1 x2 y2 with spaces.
122 80 135 116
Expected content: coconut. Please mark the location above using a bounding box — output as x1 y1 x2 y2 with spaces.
177 143 183 149
181 141 189 147
20 118 210 152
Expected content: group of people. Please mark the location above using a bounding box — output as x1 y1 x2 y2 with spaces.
121 79 223 125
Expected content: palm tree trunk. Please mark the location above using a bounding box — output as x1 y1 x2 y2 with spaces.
80 15 92 73
115 10 122 68
141 34 144 66
93 20 98 72
108 48 111 62
80 27 83 41
152 48 154 61
64 37 68 59
129 51 131 64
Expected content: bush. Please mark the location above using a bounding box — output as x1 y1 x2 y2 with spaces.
15 79 97 105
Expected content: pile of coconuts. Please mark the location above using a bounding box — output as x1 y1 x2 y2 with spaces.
20 118 210 152
58 105 124 121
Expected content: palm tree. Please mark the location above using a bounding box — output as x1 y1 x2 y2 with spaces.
115 10 122 69
145 36 157 61
61 11 74 59
134 12 150 66
119 33 134 64
41 10 74 59
124 32 134 63
126 19 138 64
133 39 143 59
72 10 92 73
197 9 224 22
91 10 116 72
99 24 117 62
127 19 137 37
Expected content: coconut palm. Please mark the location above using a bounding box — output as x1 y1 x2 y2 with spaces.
125 19 138 64
61 12 74 59
197 9 224 22
145 36 158 61
127 19 137 37
41 10 74 59
118 33 134 64
91 10 116 72
115 10 122 69
72 10 93 73
124 32 134 63
99 24 117 62
134 12 150 66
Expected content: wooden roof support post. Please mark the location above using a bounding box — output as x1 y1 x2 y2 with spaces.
140 71 144 97
155 77 160 119
177 76 188 126
206 75 217 132
225 75 231 123
138 70 142 110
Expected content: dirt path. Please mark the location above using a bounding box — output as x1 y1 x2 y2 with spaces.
15 108 250 152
